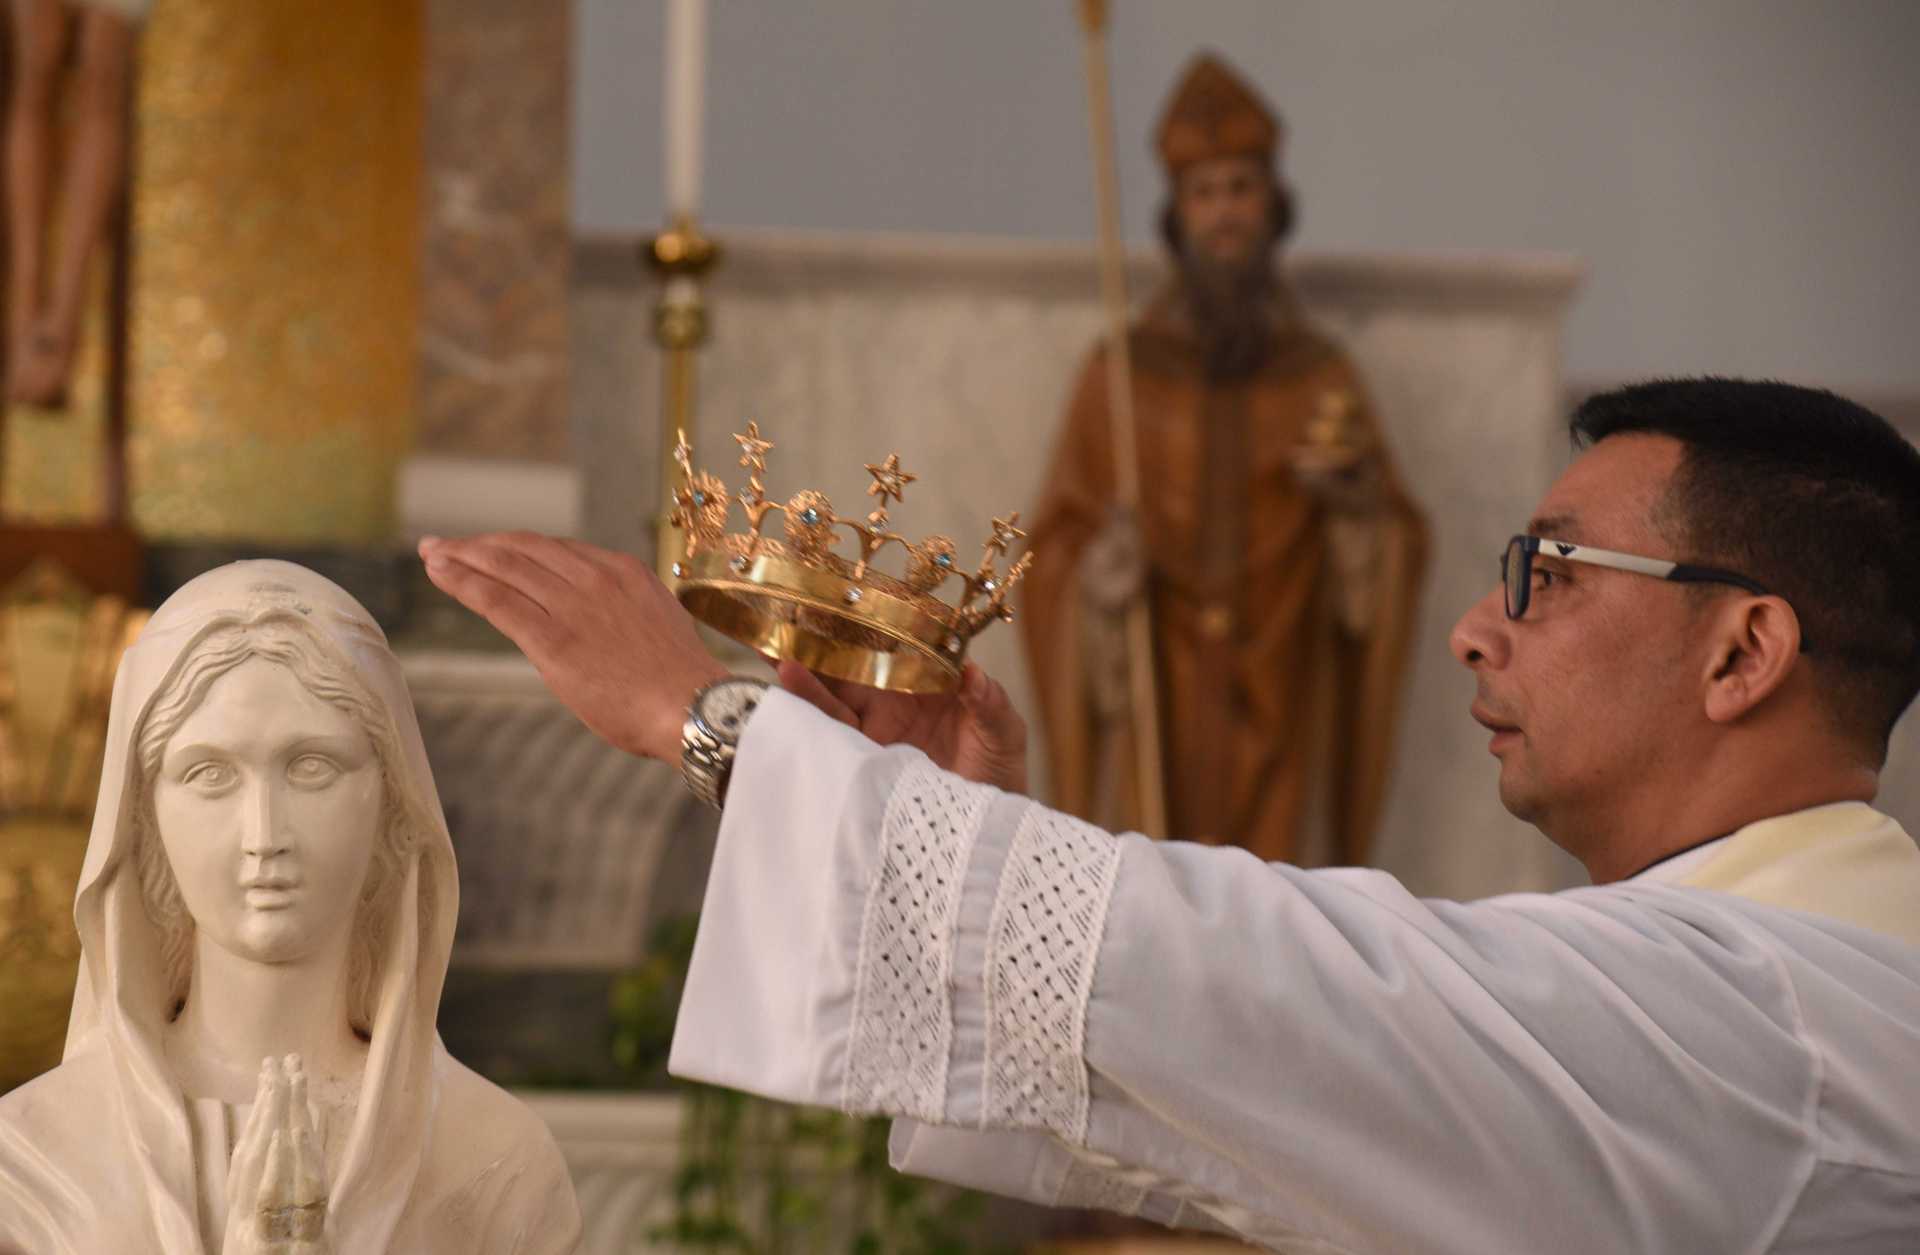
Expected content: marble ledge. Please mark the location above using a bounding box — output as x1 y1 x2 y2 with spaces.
575 228 1586 317
397 455 582 541
399 648 551 696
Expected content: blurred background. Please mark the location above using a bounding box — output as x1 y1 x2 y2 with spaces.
583 0 1920 399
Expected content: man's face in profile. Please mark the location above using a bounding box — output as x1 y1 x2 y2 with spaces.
1449 435 1711 848
1175 156 1271 271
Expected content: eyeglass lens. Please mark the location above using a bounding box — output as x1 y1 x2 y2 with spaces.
1503 537 1527 619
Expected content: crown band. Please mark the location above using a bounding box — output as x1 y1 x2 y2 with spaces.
677 545 962 694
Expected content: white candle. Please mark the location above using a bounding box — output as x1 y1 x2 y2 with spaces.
664 0 706 221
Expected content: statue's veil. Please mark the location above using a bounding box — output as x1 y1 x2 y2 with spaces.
64 560 461 1253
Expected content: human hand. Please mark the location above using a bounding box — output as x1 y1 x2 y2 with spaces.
1080 505 1146 614
776 660 1029 794
420 533 728 762
223 1055 330 1255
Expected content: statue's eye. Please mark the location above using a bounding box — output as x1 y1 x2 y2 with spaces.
182 762 234 792
287 754 341 787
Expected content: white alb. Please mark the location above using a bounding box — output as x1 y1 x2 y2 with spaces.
670 689 1920 1254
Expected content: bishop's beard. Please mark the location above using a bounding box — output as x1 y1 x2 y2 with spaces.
1178 245 1281 381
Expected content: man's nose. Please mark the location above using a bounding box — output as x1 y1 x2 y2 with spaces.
239 780 290 859
1449 585 1509 669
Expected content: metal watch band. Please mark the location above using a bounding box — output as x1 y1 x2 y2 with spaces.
679 677 770 810
679 717 730 809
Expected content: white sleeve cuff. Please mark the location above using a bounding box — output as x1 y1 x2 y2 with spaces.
666 686 1125 1145
667 687 901 1106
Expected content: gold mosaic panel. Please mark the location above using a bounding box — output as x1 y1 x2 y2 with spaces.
0 814 89 1092
130 0 424 543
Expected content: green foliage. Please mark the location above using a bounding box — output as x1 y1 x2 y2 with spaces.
610 917 1006 1254
609 915 701 1087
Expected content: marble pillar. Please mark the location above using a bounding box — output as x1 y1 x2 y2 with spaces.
416 0 572 464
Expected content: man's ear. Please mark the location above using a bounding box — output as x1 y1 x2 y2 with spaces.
1703 596 1802 724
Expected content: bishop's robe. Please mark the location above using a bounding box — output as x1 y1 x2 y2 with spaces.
1023 288 1428 862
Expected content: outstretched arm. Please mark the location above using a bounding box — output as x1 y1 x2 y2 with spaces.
420 533 726 764
419 532 1027 788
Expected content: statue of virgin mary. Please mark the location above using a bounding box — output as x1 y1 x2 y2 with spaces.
0 561 581 1252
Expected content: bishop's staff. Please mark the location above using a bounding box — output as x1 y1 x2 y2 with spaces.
1075 0 1167 838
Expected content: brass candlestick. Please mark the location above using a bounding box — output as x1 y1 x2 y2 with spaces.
642 216 720 577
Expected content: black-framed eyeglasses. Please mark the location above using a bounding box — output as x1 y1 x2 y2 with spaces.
1501 534 1777 621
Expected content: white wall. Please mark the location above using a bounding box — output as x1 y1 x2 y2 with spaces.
573 0 1920 395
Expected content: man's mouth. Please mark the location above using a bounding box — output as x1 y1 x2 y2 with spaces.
1470 704 1521 750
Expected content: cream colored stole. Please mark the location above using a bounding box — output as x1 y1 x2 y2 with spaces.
1674 801 1920 946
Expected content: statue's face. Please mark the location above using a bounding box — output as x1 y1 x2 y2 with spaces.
1175 155 1271 269
152 656 382 966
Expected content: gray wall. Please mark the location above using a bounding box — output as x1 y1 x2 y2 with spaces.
574 0 1920 395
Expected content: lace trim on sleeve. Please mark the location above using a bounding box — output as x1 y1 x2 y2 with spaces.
982 804 1123 1143
841 762 991 1121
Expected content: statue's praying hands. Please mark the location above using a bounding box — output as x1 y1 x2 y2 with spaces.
224 1054 330 1255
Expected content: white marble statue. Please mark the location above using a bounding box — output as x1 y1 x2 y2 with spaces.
0 561 581 1254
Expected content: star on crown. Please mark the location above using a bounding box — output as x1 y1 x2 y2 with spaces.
865 454 916 509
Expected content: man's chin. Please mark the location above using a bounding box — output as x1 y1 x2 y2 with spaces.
1496 771 1545 826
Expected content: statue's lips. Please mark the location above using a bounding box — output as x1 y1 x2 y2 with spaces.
243 880 300 909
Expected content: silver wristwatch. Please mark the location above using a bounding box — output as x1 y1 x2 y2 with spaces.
680 677 771 809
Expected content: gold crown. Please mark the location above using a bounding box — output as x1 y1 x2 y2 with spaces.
667 423 1033 694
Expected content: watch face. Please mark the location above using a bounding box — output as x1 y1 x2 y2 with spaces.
696 679 765 741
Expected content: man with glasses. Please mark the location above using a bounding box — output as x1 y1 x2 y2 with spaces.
421 378 1920 1251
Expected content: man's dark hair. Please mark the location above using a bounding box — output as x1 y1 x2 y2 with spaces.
1571 378 1920 758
